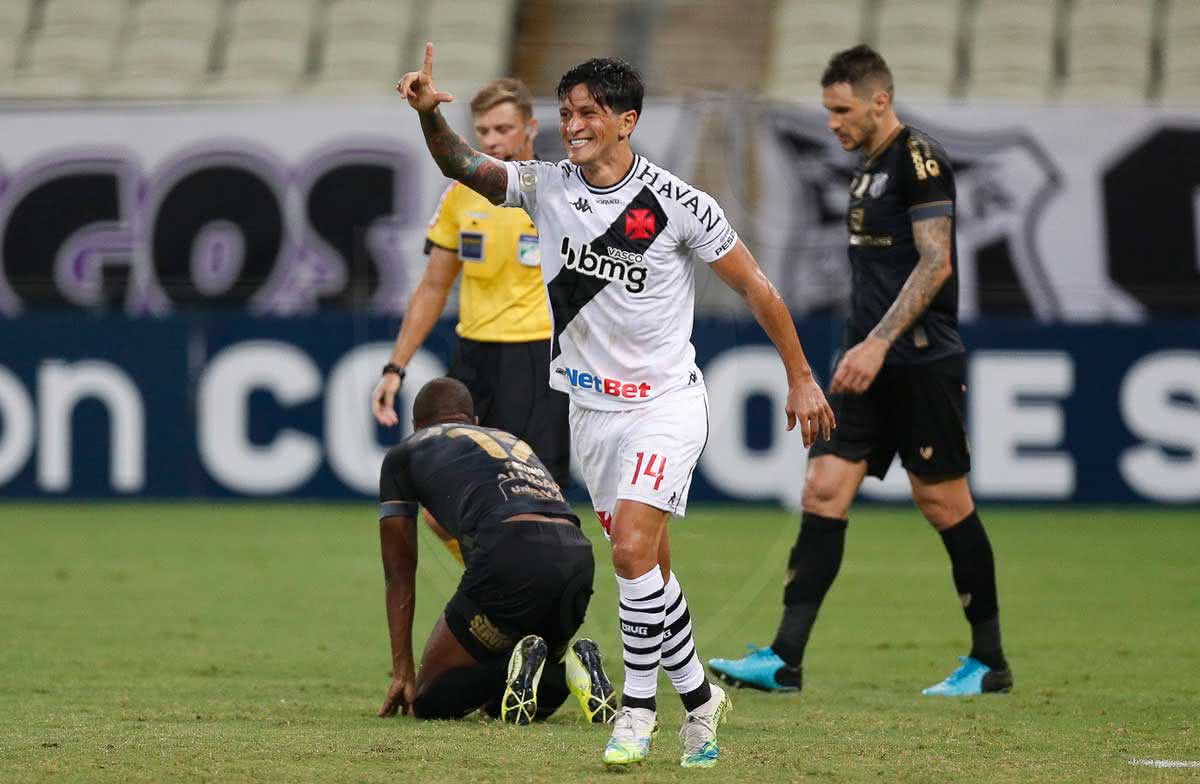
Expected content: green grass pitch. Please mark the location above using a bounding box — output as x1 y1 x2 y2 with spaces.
2 503 1197 782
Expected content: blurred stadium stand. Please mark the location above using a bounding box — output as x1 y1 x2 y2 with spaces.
0 0 1191 105
965 0 1059 101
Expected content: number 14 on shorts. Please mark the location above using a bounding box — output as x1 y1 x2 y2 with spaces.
631 452 666 490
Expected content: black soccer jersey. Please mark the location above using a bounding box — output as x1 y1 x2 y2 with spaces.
844 125 964 364
378 423 578 562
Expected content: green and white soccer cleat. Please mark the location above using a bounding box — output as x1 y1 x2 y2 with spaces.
602 706 658 767
500 635 547 725
566 638 618 723
679 683 731 768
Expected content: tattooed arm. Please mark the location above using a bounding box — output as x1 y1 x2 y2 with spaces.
397 42 509 205
417 109 510 206
830 215 952 394
869 216 952 344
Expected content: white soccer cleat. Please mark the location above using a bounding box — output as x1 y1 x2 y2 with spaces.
602 706 657 767
679 683 731 768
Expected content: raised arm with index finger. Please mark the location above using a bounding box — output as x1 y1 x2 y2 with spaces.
396 42 511 205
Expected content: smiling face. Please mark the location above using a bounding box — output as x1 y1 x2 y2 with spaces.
558 83 637 168
472 101 536 162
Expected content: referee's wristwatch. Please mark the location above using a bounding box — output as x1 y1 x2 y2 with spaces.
381 362 406 381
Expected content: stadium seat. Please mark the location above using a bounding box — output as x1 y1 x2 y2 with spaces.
325 0 413 40
0 0 33 66
1160 49 1200 106
766 0 866 101
129 0 222 41
307 0 413 95
1160 0 1200 105
227 0 318 44
40 0 128 38
205 39 309 96
307 38 403 96
100 35 212 99
95 0 222 99
875 0 962 102
426 0 516 97
0 31 114 98
965 0 1058 102
204 0 319 96
1062 0 1154 103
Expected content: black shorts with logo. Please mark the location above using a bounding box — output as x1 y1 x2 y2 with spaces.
444 520 595 663
449 337 572 489
809 352 970 479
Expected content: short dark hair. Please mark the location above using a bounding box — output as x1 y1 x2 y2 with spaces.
557 57 644 117
411 377 474 429
821 44 894 98
470 77 534 119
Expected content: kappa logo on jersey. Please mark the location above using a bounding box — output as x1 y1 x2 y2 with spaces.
559 236 648 293
624 208 656 240
572 197 592 213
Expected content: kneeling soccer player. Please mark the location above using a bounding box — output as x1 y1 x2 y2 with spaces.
376 377 617 724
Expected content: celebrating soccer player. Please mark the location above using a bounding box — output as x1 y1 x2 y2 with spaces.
708 45 1013 697
397 44 834 768
372 77 571 491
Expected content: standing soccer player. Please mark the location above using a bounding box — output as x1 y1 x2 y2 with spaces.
397 45 834 768
708 45 1013 696
372 78 571 491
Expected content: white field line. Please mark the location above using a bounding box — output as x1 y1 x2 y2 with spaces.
1127 759 1200 769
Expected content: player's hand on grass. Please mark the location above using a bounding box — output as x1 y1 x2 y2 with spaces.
396 42 454 113
831 336 888 395
786 374 836 447
372 373 402 427
379 672 416 717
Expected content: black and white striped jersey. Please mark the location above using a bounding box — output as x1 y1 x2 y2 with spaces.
503 155 738 411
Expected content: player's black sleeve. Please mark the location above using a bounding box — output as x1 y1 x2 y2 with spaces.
899 134 955 222
379 443 419 519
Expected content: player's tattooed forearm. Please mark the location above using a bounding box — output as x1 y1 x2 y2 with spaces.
871 216 951 344
419 109 508 204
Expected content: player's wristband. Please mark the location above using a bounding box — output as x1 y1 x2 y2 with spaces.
381 363 406 380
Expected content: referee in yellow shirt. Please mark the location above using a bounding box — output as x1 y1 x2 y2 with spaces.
372 78 570 488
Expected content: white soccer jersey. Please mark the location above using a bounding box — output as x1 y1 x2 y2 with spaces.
503 155 739 411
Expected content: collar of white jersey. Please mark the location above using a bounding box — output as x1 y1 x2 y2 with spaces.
575 155 642 195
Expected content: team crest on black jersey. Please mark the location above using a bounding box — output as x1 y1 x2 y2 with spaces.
760 107 1062 319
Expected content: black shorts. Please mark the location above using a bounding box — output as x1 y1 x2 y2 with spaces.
444 521 595 663
810 353 970 480
449 337 572 489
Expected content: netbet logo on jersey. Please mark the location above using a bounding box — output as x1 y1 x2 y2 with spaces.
556 366 651 399
558 236 648 293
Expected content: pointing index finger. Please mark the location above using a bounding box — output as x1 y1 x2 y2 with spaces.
422 41 433 76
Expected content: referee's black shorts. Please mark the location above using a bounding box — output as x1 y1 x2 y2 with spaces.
444 520 595 663
810 352 970 479
449 337 572 489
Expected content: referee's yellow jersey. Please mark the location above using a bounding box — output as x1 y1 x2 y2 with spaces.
426 181 551 343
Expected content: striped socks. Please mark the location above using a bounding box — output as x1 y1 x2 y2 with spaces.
662 571 711 711
616 566 665 709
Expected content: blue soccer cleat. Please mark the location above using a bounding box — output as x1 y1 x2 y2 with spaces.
707 645 801 692
922 656 1013 696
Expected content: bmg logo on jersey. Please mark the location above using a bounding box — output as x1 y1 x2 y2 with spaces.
559 236 648 293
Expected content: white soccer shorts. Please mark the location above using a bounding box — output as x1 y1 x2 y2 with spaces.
570 385 709 535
